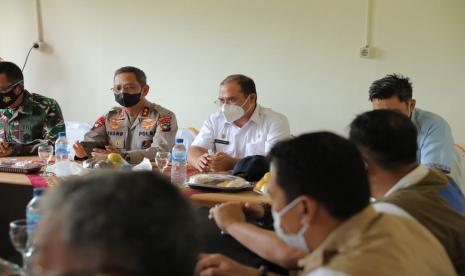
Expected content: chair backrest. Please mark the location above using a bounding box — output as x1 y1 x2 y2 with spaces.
175 128 198 149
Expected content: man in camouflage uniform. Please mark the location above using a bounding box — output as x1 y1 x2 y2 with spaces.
0 62 65 156
73 66 177 164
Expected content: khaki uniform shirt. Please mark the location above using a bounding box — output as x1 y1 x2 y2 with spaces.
84 100 177 164
380 167 465 275
0 91 65 155
299 206 456 276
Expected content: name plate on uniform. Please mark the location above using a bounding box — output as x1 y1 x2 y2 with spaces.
214 139 230 145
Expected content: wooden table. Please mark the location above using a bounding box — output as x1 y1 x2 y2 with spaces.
0 157 272 268
0 156 270 207
186 188 270 207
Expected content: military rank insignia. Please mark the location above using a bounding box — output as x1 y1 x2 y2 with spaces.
118 110 125 119
141 118 156 130
3 96 12 103
91 116 106 131
158 116 172 132
142 107 150 117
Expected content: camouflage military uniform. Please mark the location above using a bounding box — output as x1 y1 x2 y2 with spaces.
0 90 65 156
84 99 178 164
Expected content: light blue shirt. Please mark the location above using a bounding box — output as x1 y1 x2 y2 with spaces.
412 108 464 192
412 108 454 172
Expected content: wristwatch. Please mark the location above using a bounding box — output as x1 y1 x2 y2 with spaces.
259 264 268 276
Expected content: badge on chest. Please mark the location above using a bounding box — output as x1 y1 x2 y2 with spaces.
141 118 156 130
109 118 125 130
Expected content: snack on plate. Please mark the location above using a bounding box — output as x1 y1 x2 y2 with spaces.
217 178 245 188
189 174 216 184
82 153 130 170
188 174 249 188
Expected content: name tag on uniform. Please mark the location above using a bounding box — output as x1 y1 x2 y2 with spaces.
214 139 230 145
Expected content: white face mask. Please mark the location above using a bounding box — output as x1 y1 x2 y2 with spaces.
221 96 250 123
272 196 310 252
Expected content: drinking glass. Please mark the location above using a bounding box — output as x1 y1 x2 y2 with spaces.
9 219 28 269
38 144 54 176
155 152 171 173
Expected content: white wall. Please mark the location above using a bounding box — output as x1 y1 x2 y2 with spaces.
1 0 464 144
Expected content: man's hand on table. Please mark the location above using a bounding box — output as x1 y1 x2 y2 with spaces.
91 145 120 158
196 254 260 276
243 202 266 220
0 139 13 157
195 153 212 172
209 202 247 233
209 202 268 232
72 140 88 159
209 152 238 172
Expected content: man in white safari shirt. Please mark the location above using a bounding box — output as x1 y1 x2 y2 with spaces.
188 74 290 172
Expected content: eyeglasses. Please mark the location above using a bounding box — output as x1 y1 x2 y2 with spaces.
0 80 23 94
110 84 141 94
213 97 239 107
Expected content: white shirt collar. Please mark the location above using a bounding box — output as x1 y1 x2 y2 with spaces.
384 165 429 197
249 104 263 125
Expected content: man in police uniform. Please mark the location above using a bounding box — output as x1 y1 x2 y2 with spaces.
0 61 65 156
188 74 290 172
73 66 177 164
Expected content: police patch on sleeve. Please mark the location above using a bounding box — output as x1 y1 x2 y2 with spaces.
158 116 172 132
91 116 106 130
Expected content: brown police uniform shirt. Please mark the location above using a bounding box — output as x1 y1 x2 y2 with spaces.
299 206 456 276
84 100 177 164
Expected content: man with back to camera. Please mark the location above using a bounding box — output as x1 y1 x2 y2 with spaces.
197 132 456 275
73 66 178 164
369 73 464 192
188 74 290 172
32 171 199 276
0 61 65 156
349 109 465 275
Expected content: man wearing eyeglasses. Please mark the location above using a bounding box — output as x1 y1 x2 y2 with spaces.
0 61 65 156
73 66 177 164
188 74 290 172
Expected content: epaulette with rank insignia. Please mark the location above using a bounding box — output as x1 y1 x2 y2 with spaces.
142 106 150 117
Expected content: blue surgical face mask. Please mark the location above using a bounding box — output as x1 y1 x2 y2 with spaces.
272 196 310 251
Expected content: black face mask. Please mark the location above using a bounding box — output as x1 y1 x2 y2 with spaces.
0 86 22 109
114 92 141 107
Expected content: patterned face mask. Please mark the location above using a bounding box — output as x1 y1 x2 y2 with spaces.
0 81 23 109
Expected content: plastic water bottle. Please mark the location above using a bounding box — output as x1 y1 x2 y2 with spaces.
25 187 46 270
171 138 187 186
55 132 70 176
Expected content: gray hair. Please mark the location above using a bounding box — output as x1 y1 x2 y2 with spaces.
114 66 147 86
